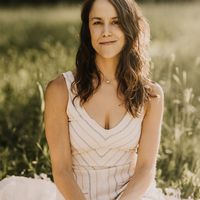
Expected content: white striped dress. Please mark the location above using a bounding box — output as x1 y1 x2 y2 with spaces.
62 71 166 200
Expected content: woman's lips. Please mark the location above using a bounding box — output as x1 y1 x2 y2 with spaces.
99 41 117 45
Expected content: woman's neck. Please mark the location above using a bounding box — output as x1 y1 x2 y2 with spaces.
95 55 119 79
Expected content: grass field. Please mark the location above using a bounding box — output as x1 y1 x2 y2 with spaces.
0 2 200 199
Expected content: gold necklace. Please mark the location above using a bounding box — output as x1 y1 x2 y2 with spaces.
98 69 116 84
103 76 116 84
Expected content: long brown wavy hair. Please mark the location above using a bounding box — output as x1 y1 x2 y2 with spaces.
71 0 157 118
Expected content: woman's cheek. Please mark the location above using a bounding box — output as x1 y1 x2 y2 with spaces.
93 28 101 38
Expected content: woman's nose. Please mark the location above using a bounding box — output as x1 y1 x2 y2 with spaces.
102 24 112 37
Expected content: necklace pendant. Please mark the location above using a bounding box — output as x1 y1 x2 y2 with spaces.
106 80 111 84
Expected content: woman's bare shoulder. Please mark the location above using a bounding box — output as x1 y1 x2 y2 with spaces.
44 74 68 106
144 81 164 116
149 81 164 99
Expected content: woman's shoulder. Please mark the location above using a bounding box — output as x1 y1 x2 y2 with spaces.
148 81 164 99
145 80 164 99
44 73 68 105
143 81 164 116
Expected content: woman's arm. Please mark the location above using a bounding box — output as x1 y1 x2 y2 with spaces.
44 75 86 200
119 82 164 200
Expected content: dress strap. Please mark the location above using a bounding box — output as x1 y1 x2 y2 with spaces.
62 71 79 118
62 71 75 99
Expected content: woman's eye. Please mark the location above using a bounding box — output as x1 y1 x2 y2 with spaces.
92 21 119 25
112 21 119 25
93 21 101 25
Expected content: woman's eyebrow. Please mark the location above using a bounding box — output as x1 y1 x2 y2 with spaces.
90 16 118 21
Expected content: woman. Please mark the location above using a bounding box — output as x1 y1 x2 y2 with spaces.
44 0 166 199
0 0 179 200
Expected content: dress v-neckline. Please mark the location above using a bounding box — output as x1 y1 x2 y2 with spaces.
68 71 130 133
80 105 130 133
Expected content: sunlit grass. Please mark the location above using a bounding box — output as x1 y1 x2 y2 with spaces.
0 5 81 24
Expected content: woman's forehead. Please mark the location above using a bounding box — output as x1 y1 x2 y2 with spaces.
89 0 118 19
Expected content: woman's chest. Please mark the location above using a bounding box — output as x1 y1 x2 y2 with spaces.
82 86 127 130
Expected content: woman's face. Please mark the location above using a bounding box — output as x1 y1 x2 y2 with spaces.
89 0 125 59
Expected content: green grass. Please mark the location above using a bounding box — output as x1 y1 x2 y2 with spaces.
0 3 200 199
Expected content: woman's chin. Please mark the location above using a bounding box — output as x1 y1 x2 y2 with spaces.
97 52 121 60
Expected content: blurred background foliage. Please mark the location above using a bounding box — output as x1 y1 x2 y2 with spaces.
0 1 200 199
0 0 198 6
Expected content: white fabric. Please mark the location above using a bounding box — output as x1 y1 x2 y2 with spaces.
62 71 166 200
0 175 65 200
